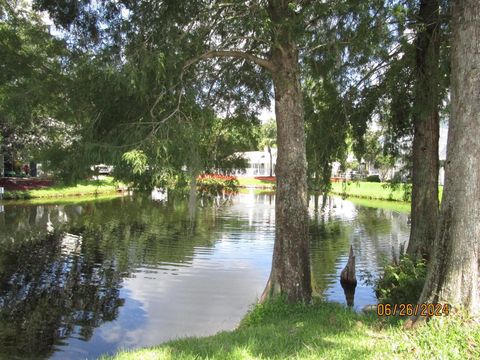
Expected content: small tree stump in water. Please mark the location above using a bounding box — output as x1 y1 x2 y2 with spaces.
340 245 357 307
340 245 357 306
340 245 357 286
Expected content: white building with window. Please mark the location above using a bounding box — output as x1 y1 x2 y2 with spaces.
235 148 277 177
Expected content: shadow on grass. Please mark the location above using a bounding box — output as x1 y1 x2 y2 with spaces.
112 299 399 360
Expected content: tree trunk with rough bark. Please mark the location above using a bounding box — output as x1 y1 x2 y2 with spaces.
407 0 441 262
188 1 312 304
261 2 311 303
408 0 480 323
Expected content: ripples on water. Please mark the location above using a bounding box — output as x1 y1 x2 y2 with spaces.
0 192 409 359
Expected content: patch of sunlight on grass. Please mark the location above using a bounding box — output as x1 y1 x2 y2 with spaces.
105 286 479 360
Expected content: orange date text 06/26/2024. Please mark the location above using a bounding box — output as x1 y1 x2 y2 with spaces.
376 303 450 317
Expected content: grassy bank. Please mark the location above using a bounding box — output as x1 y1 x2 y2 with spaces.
237 179 410 203
108 298 480 360
330 181 408 202
2 177 123 200
237 177 275 188
346 197 411 213
4 193 124 205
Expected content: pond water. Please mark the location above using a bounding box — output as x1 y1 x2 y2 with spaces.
0 192 410 359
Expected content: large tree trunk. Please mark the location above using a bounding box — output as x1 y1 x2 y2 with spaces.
409 0 480 322
190 0 312 304
407 0 440 261
261 18 311 302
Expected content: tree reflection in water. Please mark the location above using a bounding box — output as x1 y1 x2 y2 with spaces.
0 196 224 358
0 230 124 358
0 194 410 358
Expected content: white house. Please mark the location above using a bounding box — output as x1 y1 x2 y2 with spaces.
235 148 277 177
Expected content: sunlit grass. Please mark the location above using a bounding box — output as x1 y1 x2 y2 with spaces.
345 197 411 213
2 177 124 200
106 298 480 360
330 181 408 202
237 177 275 188
3 193 124 205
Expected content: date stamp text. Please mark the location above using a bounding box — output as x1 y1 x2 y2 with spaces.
377 303 450 317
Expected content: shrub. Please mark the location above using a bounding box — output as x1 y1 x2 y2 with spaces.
365 175 381 182
2 191 31 200
375 255 427 305
197 174 239 197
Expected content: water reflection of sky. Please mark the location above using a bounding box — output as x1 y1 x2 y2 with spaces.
0 192 410 359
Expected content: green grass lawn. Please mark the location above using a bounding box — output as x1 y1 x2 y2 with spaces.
237 177 275 188
6 193 124 205
346 197 411 213
330 181 408 202
2 177 123 200
107 298 480 360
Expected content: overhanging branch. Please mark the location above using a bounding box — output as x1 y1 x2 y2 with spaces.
183 50 275 72
147 49 273 130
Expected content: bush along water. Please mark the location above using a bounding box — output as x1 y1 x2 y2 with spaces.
196 174 239 198
374 255 427 305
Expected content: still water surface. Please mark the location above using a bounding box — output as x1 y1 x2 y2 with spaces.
0 192 409 359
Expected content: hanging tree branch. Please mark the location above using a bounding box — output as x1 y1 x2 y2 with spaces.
183 50 275 73
147 48 274 130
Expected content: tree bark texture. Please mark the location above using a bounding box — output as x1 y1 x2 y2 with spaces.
407 0 441 261
261 1 311 303
188 0 312 304
414 0 480 317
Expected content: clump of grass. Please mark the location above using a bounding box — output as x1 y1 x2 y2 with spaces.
389 313 480 359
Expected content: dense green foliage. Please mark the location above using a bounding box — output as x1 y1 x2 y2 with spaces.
27 0 438 190
196 174 239 197
375 255 427 305
365 175 381 182
0 1 71 172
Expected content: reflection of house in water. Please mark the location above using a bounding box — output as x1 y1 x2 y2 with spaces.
61 233 82 254
0 205 4 227
151 187 168 202
233 190 275 228
0 204 76 242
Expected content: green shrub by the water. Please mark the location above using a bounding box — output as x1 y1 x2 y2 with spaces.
2 191 32 200
197 174 239 197
375 255 427 305
365 175 381 182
